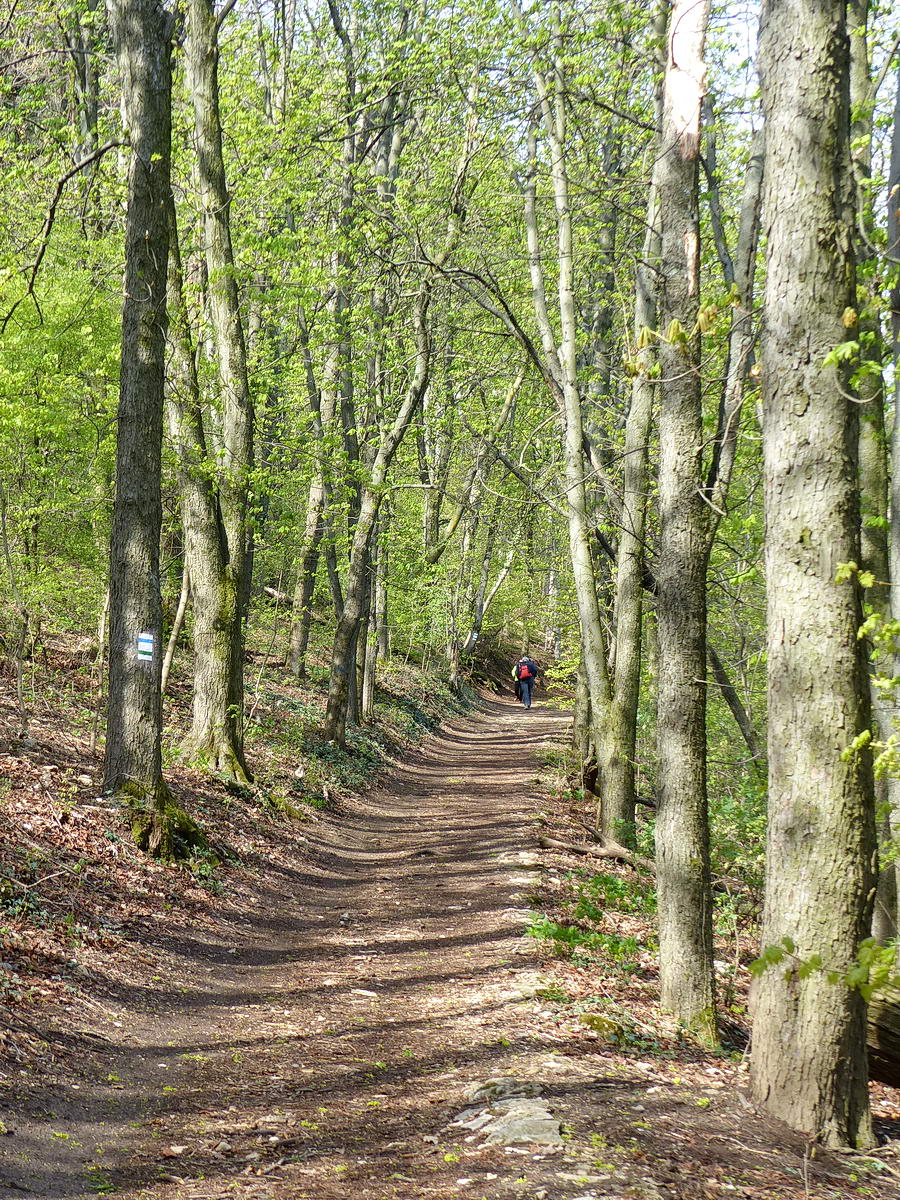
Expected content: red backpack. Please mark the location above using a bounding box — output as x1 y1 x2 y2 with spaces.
518 661 533 680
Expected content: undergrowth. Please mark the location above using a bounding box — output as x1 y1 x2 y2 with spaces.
526 869 658 971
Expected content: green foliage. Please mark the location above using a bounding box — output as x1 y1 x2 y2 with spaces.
526 912 648 970
750 935 900 1002
569 870 657 917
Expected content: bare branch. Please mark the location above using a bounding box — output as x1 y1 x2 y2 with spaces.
1 139 124 335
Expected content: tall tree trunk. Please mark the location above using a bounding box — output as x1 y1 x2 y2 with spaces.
653 0 717 1046
603 5 667 831
103 0 172 835
604 134 662 847
288 482 326 680
376 510 390 660
360 527 381 720
183 0 254 782
519 20 616 805
323 287 432 744
887 63 900 957
750 0 876 1148
165 197 235 767
848 0 897 945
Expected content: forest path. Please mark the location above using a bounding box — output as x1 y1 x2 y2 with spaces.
7 694 627 1200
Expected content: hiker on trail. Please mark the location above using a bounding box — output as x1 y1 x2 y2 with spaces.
512 655 540 709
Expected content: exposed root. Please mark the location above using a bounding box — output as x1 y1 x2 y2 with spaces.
120 779 211 863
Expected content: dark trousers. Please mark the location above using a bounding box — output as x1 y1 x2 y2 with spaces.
519 678 533 708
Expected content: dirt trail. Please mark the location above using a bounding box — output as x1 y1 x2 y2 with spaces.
5 696 598 1200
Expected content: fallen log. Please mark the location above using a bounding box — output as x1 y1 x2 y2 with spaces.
536 834 656 876
539 816 655 874
868 985 900 1088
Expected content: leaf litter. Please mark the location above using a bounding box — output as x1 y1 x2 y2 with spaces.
0 662 898 1199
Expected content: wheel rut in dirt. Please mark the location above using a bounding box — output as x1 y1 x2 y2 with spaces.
4 696 573 1200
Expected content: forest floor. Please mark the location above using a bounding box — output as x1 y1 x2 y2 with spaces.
2 691 900 1200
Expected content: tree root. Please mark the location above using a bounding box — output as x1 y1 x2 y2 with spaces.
536 832 655 875
121 779 211 863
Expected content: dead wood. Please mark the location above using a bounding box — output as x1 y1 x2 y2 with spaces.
536 833 656 875
867 984 900 1088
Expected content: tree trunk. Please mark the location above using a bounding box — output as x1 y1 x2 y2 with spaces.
360 530 381 720
750 0 876 1148
653 0 717 1046
183 0 253 783
605 167 660 848
323 286 432 745
288 481 325 680
103 0 172 833
462 545 516 657
165 199 249 784
887 61 900 958
704 127 765 515
707 645 763 771
848 0 898 946
603 0 668 847
376 516 390 660
867 985 900 1088
160 566 190 696
521 33 615 805
64 0 102 234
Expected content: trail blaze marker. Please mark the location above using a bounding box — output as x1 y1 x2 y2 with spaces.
137 632 154 661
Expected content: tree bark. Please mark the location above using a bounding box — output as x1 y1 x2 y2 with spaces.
183 0 254 782
604 61 663 847
653 0 717 1046
750 0 877 1148
887 60 900 958
103 0 172 832
848 0 897 946
288 482 325 680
